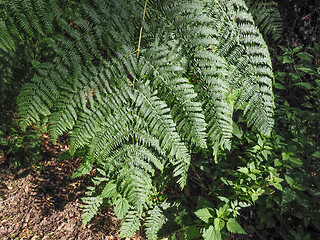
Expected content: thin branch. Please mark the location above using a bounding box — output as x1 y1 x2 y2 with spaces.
137 0 149 59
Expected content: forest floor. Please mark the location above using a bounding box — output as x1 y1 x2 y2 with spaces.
0 136 131 240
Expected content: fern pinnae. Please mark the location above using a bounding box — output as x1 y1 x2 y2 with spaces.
145 206 167 240
106 145 155 174
115 165 152 212
9 0 33 37
0 20 16 52
133 85 191 187
23 0 45 36
120 211 141 238
16 0 135 129
142 44 207 149
49 93 79 142
71 110 127 155
81 195 104 227
33 0 54 34
89 114 133 162
233 1 274 135
182 15 234 152
72 156 93 179
208 0 274 137
69 80 133 152
17 82 52 129
246 0 283 41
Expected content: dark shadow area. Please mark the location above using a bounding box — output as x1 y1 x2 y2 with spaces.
29 157 87 215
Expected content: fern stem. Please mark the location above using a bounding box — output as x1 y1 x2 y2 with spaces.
137 0 148 59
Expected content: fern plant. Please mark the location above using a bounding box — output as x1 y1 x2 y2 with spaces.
1 0 275 238
245 0 283 41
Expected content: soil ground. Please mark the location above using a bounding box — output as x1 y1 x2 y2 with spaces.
0 137 128 240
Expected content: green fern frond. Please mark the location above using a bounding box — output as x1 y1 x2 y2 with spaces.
118 166 153 212
81 195 103 227
0 20 15 52
168 0 235 151
133 85 191 187
234 1 274 136
81 175 109 226
69 82 131 152
120 211 141 238
101 181 118 199
143 42 207 149
72 157 93 179
246 0 283 41
105 144 163 175
17 82 51 129
145 206 167 240
114 196 130 219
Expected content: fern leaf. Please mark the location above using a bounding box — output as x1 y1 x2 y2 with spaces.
17 83 51 129
71 157 93 179
133 85 191 187
0 20 15 52
81 196 103 227
169 0 235 151
120 211 141 238
117 166 153 212
143 42 207 149
234 1 275 136
246 0 283 40
145 206 167 240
